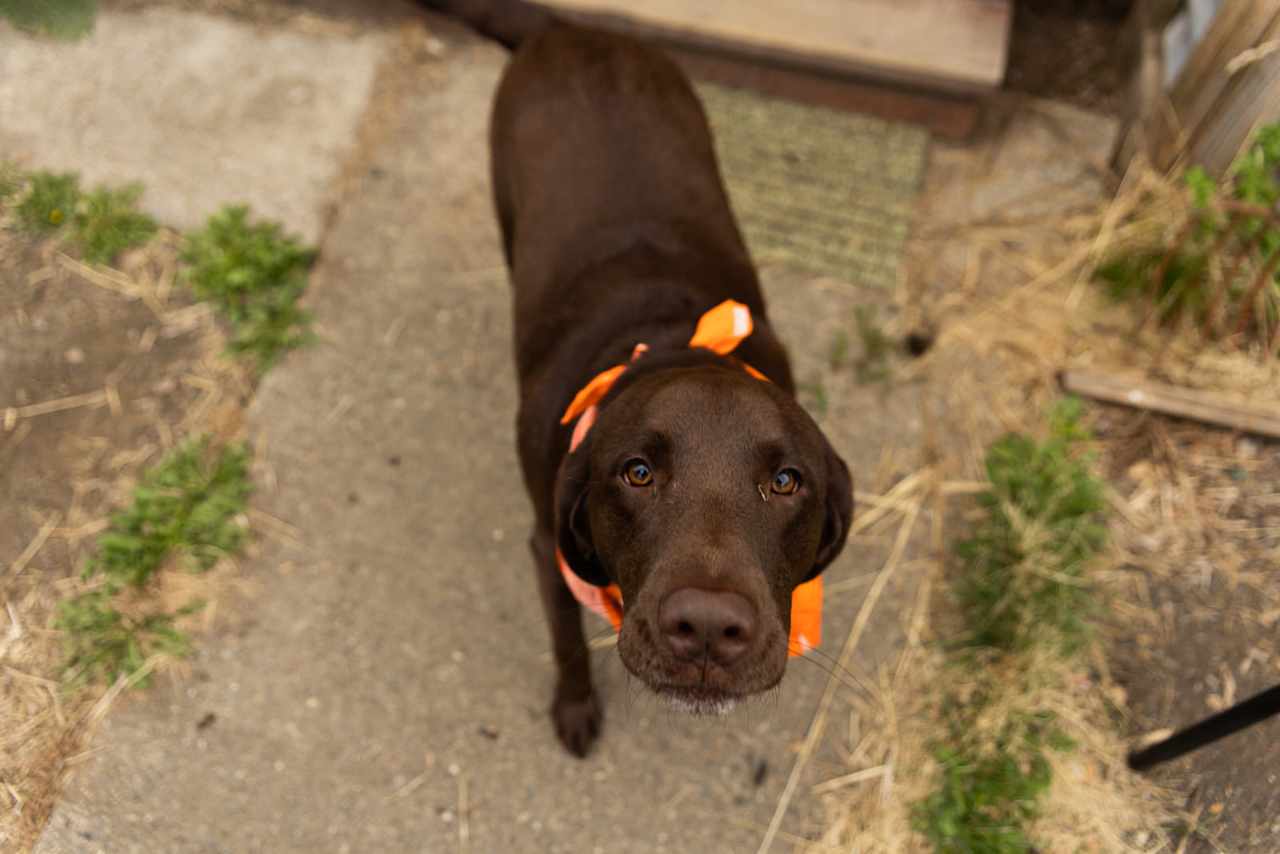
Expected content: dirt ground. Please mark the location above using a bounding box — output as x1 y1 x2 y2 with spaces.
992 8 1280 844
1104 415 1280 852
898 95 1280 850
0 222 250 847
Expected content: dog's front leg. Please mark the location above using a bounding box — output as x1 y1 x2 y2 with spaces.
530 527 601 757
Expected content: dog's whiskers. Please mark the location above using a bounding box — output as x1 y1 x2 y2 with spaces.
787 643 875 698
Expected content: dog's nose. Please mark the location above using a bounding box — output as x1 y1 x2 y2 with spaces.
657 588 757 666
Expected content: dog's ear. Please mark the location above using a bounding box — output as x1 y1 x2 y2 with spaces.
553 437 611 587
805 446 853 582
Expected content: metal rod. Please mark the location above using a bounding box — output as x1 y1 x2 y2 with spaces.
1128 683 1280 772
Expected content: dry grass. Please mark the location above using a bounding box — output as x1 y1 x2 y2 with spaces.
803 464 1180 852
801 149 1280 851
807 645 1180 852
0 226 259 851
764 482 926 853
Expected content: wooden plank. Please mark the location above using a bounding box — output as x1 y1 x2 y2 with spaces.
537 0 1012 94
1168 0 1259 117
1182 12 1280 173
1060 370 1280 439
1156 0 1280 172
1169 0 1275 132
669 46 981 140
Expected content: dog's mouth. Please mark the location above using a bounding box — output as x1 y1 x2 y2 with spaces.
618 613 788 710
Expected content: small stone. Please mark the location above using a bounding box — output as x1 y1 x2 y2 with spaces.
305 697 320 709
1136 534 1163 553
64 348 84 364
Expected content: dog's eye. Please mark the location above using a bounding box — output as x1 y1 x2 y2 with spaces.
771 468 801 495
622 459 654 487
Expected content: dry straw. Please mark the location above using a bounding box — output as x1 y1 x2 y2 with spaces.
796 154 1276 851
0 225 259 851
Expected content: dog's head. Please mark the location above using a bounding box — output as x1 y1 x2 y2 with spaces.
554 361 852 712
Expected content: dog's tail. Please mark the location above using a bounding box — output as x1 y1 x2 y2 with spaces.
417 0 555 51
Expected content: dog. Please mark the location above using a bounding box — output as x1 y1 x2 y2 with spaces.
422 0 854 757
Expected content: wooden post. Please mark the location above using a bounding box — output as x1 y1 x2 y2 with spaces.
1111 0 1182 176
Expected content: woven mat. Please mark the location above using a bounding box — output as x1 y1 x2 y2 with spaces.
697 82 928 289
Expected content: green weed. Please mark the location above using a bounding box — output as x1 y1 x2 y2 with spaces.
58 590 195 687
1097 122 1280 349
15 171 80 232
86 438 251 588
0 0 96 39
955 398 1106 654
854 306 893 384
828 329 851 371
182 206 316 372
13 170 157 264
915 399 1108 851
915 714 1074 854
801 379 829 418
0 161 20 202
59 439 251 685
72 183 157 265
1095 250 1210 324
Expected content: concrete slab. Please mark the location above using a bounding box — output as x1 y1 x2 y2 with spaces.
34 21 927 854
0 8 386 242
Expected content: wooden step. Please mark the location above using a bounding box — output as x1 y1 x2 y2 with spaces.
537 0 1013 94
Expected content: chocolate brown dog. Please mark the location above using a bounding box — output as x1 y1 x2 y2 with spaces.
423 0 854 757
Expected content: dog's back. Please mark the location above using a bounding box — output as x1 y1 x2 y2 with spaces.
491 25 751 292
423 1 761 354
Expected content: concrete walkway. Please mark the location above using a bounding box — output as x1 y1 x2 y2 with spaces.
0 7 384 242
11 7 928 852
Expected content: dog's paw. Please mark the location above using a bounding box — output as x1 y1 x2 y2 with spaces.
552 687 602 758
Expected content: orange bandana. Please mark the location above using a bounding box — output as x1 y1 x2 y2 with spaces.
555 299 822 657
